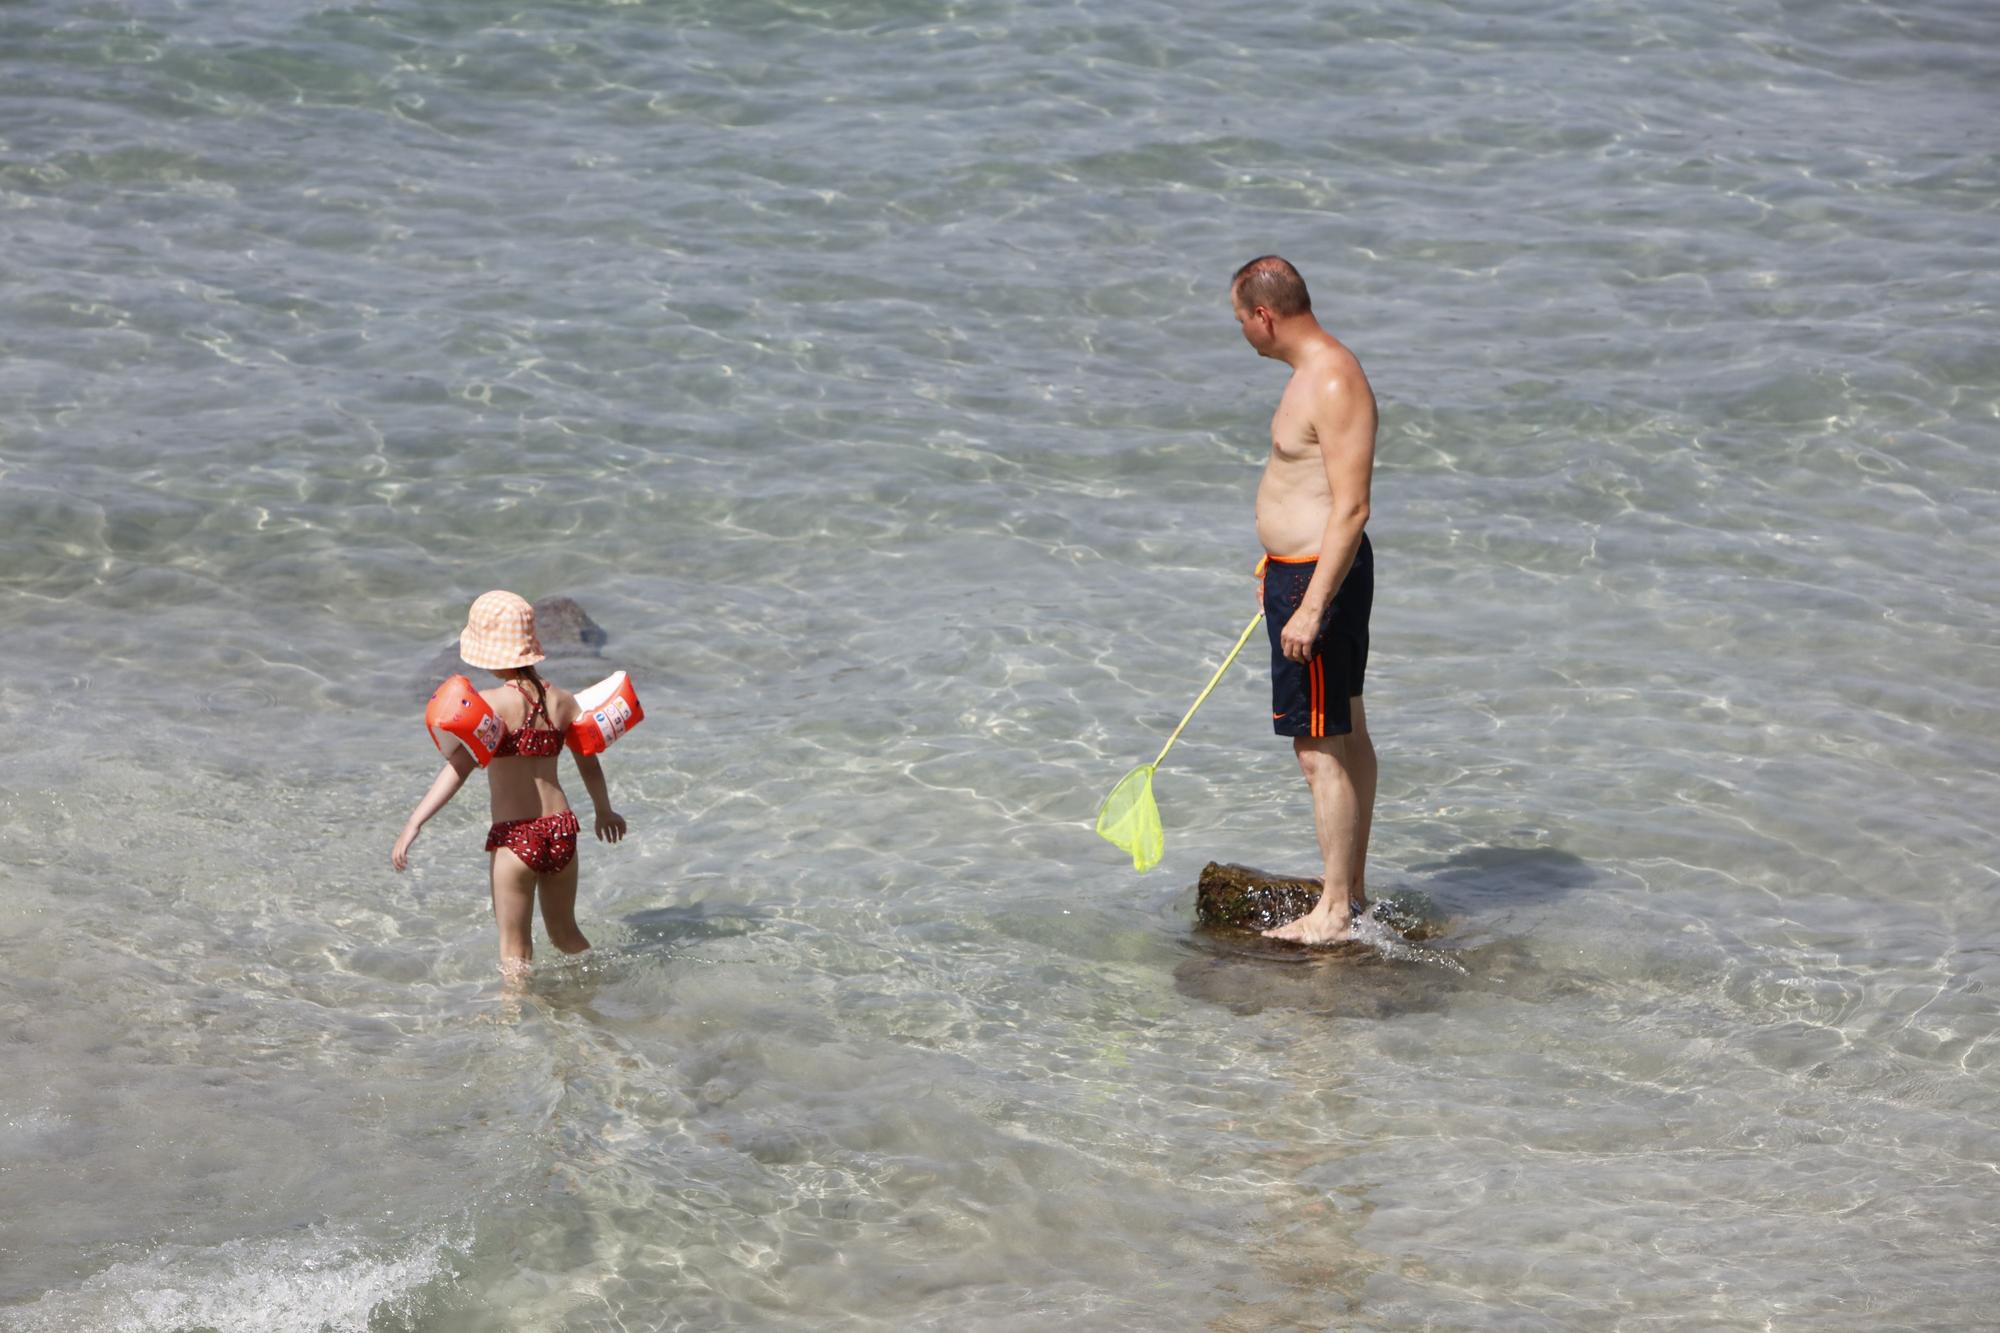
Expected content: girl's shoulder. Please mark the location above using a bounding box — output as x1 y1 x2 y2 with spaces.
544 684 581 727
475 685 524 730
476 681 568 726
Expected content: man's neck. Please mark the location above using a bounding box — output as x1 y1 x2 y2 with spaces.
1271 316 1335 368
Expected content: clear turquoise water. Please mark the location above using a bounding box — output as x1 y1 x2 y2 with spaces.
2 0 1997 1328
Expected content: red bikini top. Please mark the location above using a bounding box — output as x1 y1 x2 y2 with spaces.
492 680 563 759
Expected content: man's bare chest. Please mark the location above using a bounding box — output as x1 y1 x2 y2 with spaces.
1267 383 1319 463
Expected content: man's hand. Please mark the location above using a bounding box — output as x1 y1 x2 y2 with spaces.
595 809 628 844
1280 602 1323 663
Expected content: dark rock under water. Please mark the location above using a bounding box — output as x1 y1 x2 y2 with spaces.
418 596 608 694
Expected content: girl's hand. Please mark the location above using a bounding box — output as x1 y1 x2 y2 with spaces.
391 825 419 871
393 757 474 873
595 810 627 844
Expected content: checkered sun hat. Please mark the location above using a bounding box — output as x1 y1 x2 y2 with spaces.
460 591 546 670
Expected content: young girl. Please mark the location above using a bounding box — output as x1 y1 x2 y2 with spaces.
392 591 627 977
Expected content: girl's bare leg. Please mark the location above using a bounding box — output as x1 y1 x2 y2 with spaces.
537 853 591 955
489 849 538 980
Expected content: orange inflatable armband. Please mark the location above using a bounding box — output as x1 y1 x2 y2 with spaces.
426 674 504 767
568 671 643 756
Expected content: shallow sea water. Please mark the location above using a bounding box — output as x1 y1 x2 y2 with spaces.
2 0 1998 1328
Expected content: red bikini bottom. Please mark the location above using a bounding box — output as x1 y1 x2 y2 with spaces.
485 810 580 875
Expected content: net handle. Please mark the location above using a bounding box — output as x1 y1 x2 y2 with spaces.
1151 611 1264 769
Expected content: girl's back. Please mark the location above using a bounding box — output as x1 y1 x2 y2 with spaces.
482 677 579 822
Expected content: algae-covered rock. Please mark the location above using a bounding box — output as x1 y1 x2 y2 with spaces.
1195 862 1324 932
1195 862 1445 941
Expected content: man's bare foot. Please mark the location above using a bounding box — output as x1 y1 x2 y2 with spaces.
1309 877 1368 921
1263 908 1356 945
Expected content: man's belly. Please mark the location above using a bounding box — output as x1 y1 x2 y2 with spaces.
1255 468 1331 557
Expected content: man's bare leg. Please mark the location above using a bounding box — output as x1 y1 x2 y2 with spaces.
1347 696 1376 917
1264 734 1361 943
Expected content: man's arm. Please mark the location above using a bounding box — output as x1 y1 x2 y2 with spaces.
1278 366 1376 663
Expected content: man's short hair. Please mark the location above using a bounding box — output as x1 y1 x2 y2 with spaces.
1231 255 1312 317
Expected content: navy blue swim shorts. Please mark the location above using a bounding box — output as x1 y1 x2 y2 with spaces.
1262 533 1372 738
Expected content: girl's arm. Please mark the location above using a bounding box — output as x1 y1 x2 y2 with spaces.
572 752 627 844
391 748 479 870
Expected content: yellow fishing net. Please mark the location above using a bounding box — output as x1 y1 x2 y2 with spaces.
1094 762 1164 872
1094 610 1264 875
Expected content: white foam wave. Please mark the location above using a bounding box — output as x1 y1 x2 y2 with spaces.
1352 906 1469 975
5 1225 458 1333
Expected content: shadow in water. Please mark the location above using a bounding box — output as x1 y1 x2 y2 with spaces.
1174 941 1462 1020
620 902 762 953
1175 845 1601 1018
497 902 762 1018
1403 844 1596 912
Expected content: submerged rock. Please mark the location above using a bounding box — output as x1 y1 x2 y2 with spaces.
529 596 608 657
419 595 608 692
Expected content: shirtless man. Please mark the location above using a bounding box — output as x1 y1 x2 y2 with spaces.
1233 256 1378 945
